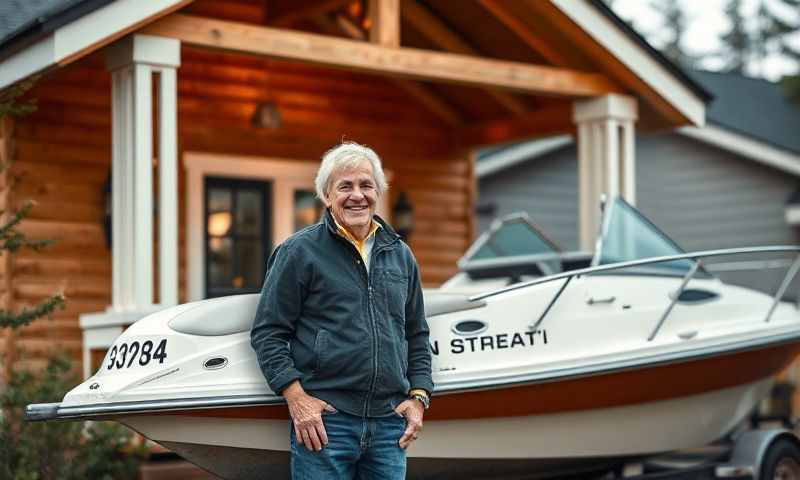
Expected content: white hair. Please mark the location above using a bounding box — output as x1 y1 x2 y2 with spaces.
315 142 389 200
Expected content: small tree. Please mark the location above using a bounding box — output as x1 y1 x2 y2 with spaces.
0 79 145 479
650 0 699 68
760 0 800 102
720 0 753 74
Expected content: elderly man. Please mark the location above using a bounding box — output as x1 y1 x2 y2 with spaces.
251 142 434 479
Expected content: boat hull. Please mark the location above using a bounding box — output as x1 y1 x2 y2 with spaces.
122 377 772 480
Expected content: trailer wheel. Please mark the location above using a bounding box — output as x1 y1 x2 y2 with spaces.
761 438 800 480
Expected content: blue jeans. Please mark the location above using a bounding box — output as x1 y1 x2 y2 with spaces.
290 410 407 479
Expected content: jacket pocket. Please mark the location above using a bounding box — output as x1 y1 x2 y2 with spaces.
381 270 408 320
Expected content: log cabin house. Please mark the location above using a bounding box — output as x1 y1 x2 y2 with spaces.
0 0 709 377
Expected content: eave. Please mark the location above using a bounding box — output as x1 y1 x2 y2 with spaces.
0 0 192 90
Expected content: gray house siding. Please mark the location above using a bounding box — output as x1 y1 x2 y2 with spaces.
477 134 799 295
637 134 799 251
477 150 579 249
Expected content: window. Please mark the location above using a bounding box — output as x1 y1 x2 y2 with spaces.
204 177 271 298
293 189 324 232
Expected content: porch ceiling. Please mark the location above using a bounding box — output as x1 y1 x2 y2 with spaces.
161 0 708 144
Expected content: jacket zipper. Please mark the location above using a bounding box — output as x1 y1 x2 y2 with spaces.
331 228 398 418
364 243 386 418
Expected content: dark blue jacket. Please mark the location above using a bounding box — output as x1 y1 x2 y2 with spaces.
251 209 434 417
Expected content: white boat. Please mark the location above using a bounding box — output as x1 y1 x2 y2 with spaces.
27 197 800 479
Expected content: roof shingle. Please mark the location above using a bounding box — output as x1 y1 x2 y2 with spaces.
689 70 800 154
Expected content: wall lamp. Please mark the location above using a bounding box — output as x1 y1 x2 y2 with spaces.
392 192 414 240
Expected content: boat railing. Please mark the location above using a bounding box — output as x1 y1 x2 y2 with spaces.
469 246 800 342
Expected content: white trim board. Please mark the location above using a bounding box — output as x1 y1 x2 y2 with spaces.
0 0 189 90
552 0 705 127
183 151 391 302
678 125 800 178
477 135 573 178
478 126 800 180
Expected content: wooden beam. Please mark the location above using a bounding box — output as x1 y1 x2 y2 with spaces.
401 0 527 116
313 13 462 126
269 0 352 27
391 79 462 126
457 104 574 147
477 0 570 67
368 0 400 47
335 12 366 39
142 14 621 98
401 0 472 53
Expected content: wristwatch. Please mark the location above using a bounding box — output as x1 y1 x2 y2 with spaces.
409 390 430 410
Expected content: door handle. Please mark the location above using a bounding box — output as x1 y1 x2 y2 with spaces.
588 296 616 305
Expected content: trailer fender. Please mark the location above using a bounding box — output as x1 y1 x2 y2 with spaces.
724 429 800 480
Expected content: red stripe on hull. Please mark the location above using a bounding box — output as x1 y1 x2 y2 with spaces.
158 342 800 421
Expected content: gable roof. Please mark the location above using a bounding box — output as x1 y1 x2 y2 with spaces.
588 0 710 103
0 1 710 104
0 1 704 124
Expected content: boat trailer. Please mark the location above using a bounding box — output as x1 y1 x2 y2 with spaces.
591 429 800 480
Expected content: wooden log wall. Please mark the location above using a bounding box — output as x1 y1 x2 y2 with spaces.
8 40 473 371
11 61 111 372
0 117 15 376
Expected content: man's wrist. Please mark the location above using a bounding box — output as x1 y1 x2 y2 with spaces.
282 380 305 401
408 389 430 409
409 388 428 399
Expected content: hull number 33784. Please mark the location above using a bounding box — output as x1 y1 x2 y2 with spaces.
106 339 168 370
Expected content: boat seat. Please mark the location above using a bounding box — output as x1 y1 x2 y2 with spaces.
168 291 487 337
424 292 487 318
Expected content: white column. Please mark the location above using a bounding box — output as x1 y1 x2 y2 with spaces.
105 35 181 312
133 63 154 308
577 123 593 251
573 94 638 251
110 68 128 310
621 122 636 204
603 119 619 198
158 67 178 307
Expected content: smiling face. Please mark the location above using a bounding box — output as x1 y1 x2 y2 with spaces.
324 159 379 240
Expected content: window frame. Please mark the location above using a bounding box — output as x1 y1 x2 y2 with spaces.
203 176 271 298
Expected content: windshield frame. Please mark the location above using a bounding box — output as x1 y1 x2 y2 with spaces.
459 212 562 267
591 197 713 278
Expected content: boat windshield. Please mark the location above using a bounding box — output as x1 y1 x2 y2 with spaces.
593 197 698 275
464 213 560 261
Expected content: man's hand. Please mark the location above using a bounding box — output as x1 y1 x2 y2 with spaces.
283 381 335 451
394 398 424 449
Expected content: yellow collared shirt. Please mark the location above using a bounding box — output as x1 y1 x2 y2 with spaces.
334 218 381 271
